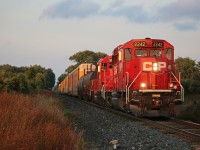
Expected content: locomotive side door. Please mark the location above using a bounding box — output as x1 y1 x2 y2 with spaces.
118 49 124 90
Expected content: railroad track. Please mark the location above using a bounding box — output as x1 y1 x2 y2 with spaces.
147 118 200 149
60 95 200 149
148 117 200 141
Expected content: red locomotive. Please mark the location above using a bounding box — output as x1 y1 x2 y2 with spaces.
59 38 184 117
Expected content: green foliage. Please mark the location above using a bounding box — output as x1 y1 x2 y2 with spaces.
0 64 55 94
35 73 45 89
175 57 200 122
44 69 55 89
175 57 200 94
63 108 78 121
0 78 3 91
178 95 200 123
69 50 107 64
17 73 29 94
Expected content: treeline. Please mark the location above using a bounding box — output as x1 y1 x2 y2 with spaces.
175 57 200 94
176 57 200 122
0 64 55 94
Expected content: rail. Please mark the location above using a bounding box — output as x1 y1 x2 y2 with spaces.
147 118 200 142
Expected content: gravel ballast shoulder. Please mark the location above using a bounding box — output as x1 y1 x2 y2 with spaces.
62 96 194 150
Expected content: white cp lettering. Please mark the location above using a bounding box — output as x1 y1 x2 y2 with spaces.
143 62 166 71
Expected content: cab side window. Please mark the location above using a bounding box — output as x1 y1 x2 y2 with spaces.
124 48 132 61
102 63 107 72
165 48 172 60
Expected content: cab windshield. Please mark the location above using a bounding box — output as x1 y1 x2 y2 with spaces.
150 50 161 57
135 50 147 57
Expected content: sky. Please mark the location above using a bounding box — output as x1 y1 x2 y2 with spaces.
1 0 200 80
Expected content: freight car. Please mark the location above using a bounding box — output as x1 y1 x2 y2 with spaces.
59 38 184 117
59 63 96 96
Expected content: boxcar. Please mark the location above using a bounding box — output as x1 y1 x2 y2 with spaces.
59 63 96 96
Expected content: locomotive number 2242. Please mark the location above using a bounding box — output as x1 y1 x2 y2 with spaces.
134 41 146 47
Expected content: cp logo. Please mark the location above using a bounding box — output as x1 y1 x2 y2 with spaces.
143 62 166 71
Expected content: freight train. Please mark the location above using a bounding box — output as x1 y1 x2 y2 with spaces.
59 38 184 117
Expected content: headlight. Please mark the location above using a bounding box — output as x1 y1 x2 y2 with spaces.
174 85 177 89
153 63 158 71
141 83 146 88
169 83 173 88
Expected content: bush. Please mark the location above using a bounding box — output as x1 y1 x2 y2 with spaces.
178 94 200 123
0 92 85 150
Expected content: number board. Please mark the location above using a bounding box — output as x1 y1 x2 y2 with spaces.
134 41 146 47
152 41 163 48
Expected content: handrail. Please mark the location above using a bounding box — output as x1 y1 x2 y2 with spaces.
126 71 142 104
125 72 129 104
171 72 184 102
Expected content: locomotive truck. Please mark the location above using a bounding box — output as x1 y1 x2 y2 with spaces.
59 38 184 117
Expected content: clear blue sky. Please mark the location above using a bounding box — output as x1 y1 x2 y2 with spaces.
1 0 200 79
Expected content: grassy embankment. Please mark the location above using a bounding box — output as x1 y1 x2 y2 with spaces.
178 94 200 123
0 92 85 150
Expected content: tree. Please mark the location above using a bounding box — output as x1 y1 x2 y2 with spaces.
17 73 29 94
175 57 197 79
0 77 4 91
69 50 107 64
0 64 56 94
44 68 55 89
25 66 36 80
35 73 45 89
7 75 20 92
175 57 200 94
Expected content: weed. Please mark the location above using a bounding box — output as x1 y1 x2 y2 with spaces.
0 92 85 150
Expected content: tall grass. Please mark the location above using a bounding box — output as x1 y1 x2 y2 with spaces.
0 92 85 150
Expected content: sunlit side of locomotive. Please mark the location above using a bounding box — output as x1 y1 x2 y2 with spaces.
90 56 114 106
111 38 184 117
